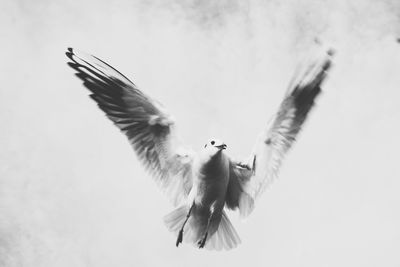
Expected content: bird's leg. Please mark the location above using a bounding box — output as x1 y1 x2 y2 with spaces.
198 213 213 249
176 203 194 247
198 205 216 249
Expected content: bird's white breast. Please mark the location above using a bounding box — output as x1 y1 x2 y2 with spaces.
190 151 230 207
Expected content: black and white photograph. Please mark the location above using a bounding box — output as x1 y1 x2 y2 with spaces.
1 0 400 266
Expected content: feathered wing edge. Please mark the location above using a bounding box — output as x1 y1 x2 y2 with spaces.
65 48 194 206
226 49 334 217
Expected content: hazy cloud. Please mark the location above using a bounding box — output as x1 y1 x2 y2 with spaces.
1 0 400 266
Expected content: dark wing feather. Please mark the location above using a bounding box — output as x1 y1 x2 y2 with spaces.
66 48 193 206
226 49 334 217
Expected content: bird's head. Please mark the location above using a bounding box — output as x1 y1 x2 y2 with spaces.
198 138 228 167
203 138 227 155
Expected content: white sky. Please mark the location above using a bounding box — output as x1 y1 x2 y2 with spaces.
1 0 400 266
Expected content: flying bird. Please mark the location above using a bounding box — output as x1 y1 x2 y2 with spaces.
66 47 333 250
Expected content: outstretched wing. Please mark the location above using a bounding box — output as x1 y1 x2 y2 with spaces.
225 49 334 217
66 48 194 206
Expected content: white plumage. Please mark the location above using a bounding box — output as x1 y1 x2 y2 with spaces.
66 47 333 250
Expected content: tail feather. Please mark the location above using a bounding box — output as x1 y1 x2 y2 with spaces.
163 205 198 245
163 205 188 233
206 211 241 251
164 207 241 250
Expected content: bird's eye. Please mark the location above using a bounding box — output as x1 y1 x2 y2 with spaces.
211 141 215 145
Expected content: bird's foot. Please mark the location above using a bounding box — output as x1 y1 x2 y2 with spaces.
197 232 208 249
237 156 256 174
237 162 251 170
176 229 183 247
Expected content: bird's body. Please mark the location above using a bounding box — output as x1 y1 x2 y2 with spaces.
192 141 229 208
174 141 232 248
66 47 334 250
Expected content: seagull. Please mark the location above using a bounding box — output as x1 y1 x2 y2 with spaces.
66 47 333 250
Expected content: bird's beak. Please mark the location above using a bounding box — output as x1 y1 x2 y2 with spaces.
216 144 227 150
